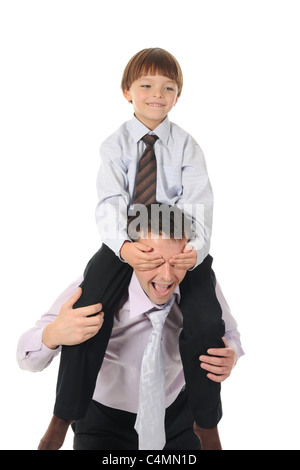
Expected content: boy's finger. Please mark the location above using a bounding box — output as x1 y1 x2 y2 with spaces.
170 252 194 261
134 242 153 252
170 257 190 266
183 244 194 252
137 252 163 261
137 260 164 271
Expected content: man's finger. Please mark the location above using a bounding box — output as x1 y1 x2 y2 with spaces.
206 347 231 357
200 355 228 367
200 362 228 375
86 311 104 325
222 337 230 348
207 373 227 383
65 287 82 308
206 338 230 356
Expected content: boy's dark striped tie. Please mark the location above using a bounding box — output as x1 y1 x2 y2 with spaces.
134 134 159 205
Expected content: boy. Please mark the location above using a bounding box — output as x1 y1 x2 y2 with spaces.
39 48 225 450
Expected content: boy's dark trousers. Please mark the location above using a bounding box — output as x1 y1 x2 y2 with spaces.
53 244 225 431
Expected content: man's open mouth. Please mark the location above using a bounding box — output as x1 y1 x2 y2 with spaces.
151 282 174 297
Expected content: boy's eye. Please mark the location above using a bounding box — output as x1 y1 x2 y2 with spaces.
166 87 174 91
141 84 151 88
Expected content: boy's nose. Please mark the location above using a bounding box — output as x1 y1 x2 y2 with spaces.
152 87 163 98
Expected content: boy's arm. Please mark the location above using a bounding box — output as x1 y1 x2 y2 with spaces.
95 139 132 257
177 142 214 268
96 140 165 270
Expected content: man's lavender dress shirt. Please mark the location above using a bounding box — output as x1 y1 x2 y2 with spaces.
17 274 244 414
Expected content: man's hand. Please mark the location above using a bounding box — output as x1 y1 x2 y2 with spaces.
120 240 163 271
200 337 238 382
42 288 104 349
169 244 197 270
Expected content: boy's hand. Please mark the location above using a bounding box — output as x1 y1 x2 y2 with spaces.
120 240 163 271
169 244 197 270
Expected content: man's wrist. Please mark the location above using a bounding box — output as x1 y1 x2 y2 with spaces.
42 323 59 350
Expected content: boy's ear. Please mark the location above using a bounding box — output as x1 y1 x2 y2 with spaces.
123 88 132 103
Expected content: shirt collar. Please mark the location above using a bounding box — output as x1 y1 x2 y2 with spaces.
128 272 180 319
128 114 171 146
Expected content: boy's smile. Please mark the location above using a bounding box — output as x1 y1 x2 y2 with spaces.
123 75 179 130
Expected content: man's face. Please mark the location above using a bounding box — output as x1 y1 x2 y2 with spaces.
134 236 188 305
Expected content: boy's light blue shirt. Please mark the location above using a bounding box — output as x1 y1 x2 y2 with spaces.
95 115 214 267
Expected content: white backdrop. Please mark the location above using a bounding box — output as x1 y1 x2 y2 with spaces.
1 0 299 450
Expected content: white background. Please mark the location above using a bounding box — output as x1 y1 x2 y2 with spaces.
1 0 299 450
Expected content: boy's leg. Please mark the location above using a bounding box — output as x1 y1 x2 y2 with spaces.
38 244 132 450
54 244 132 420
179 255 225 430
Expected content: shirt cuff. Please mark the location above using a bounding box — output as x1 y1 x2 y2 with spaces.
17 327 61 372
224 330 245 359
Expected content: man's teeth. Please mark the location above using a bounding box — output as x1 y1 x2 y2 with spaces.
153 283 171 294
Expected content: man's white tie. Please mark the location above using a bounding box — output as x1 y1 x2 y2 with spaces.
134 295 176 450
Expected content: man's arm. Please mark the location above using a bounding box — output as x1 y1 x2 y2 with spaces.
16 278 103 372
42 287 103 350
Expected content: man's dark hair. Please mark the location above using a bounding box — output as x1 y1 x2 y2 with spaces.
127 203 193 241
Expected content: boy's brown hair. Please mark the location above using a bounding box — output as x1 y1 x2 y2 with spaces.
121 48 183 97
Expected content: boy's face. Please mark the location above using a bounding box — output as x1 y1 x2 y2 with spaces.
123 74 179 130
134 236 187 305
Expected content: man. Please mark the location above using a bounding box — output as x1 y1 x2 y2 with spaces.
17 207 244 450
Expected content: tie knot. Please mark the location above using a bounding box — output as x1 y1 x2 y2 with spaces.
142 134 159 147
147 295 175 332
147 309 168 333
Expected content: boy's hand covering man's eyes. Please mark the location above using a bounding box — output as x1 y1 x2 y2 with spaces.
169 245 197 270
120 240 164 271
